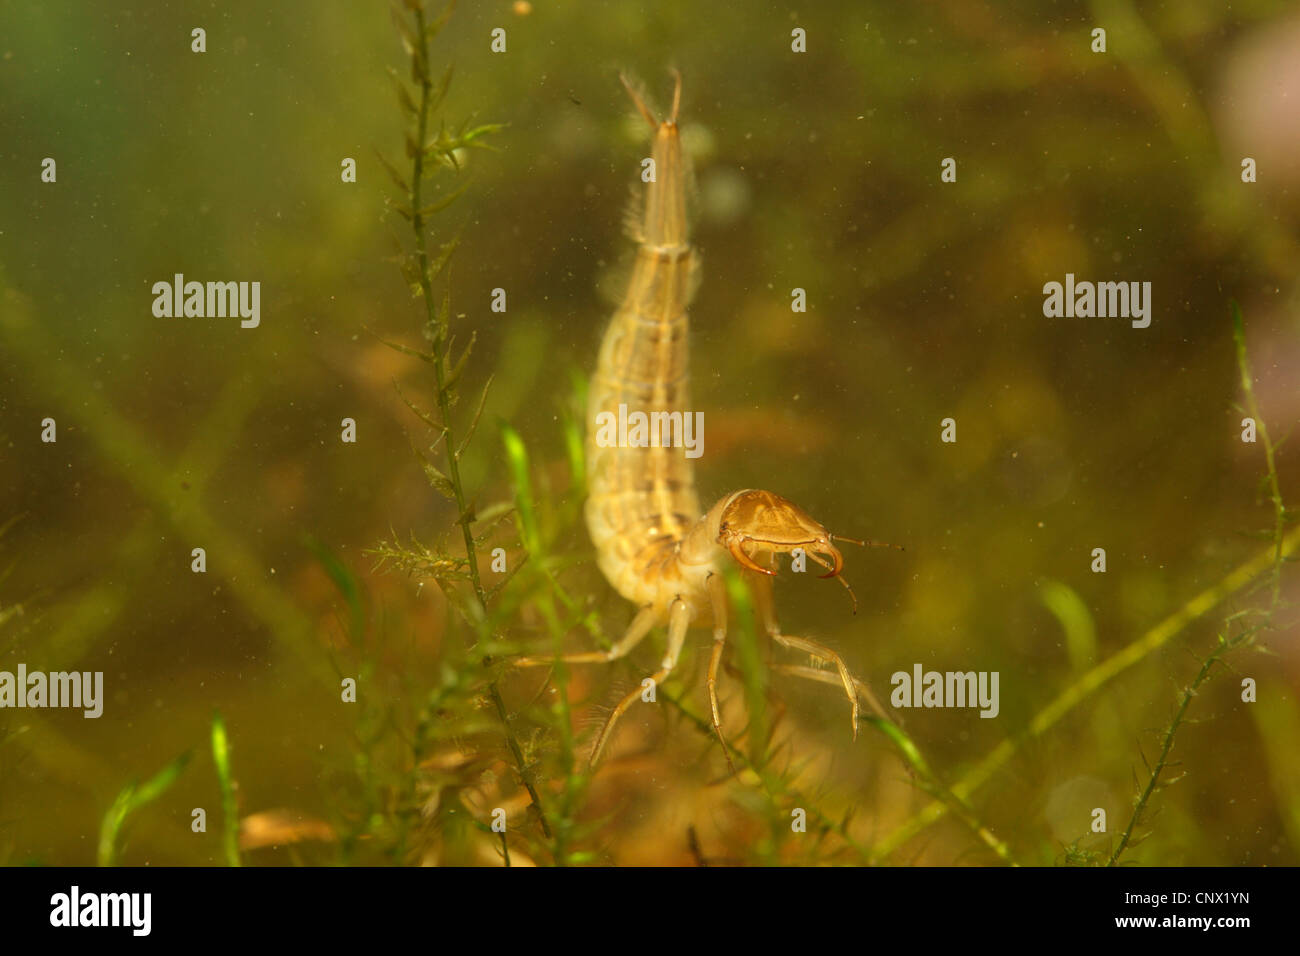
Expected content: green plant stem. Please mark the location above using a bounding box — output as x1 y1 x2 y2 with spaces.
657 687 878 864
404 1 550 840
1231 302 1287 609
1106 628 1252 866
877 522 1300 859
866 714 1016 866
1105 306 1291 865
774 663 1015 864
211 713 241 867
499 424 584 863
409 13 486 620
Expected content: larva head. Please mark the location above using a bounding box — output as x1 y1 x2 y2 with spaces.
714 489 862 612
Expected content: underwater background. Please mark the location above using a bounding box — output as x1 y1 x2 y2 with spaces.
1 0 1298 865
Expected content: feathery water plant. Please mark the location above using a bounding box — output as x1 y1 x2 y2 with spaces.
365 0 553 851
878 303 1298 864
1103 303 1296 866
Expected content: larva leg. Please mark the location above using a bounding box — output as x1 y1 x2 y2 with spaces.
773 663 890 723
770 634 861 739
753 578 861 738
749 563 779 637
589 598 691 768
514 604 658 668
704 572 738 774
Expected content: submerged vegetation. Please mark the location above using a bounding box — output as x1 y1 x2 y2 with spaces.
337 3 1298 867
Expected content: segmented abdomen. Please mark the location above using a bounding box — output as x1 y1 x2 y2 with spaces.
586 246 699 607
585 110 699 609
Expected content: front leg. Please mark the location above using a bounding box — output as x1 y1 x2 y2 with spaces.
771 633 861 739
752 571 875 737
704 571 738 774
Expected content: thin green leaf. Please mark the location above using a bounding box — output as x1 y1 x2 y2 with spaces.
414 442 457 499
375 335 434 365
457 373 494 458
429 64 454 115
97 751 193 867
459 122 507 150
387 66 417 116
211 712 242 867
394 380 447 440
417 181 470 220
444 330 476 393
373 149 410 194
428 236 461 286
424 0 456 39
500 422 539 554
304 536 365 642
391 2 418 57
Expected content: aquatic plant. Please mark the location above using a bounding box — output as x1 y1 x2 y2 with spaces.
362 0 553 862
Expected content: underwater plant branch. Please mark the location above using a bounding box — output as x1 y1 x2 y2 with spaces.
656 686 877 863
877 520 1300 859
1106 623 1259 867
498 424 589 863
388 0 551 841
779 657 1012 862
766 662 1013 862
867 715 1013 865
406 1 490 619
1098 305 1292 865
1231 301 1288 609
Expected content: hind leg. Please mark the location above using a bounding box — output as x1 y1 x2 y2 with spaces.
588 598 691 768
772 663 890 724
513 604 658 668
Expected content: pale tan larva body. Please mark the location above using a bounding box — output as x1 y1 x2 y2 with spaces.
518 74 884 769
583 74 705 613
